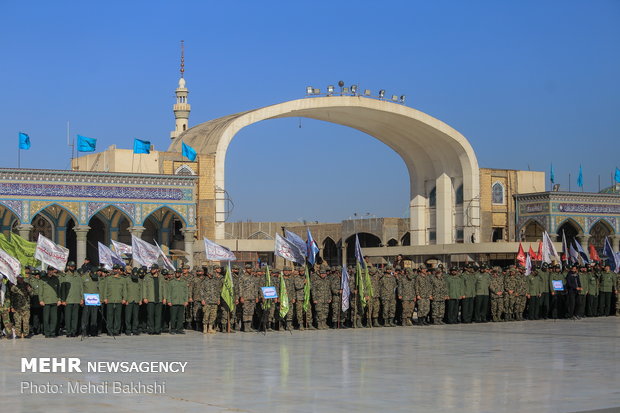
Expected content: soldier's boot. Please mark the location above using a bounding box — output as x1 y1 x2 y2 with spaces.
387 319 395 327
372 318 380 327
202 323 209 334
355 317 363 328
405 318 413 326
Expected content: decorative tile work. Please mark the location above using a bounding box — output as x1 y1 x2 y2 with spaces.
87 202 108 218
555 216 585 232
116 203 136 222
0 182 185 201
517 216 547 232
0 199 23 222
556 203 620 214
585 216 617 233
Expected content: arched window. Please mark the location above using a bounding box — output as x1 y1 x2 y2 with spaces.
175 165 196 176
429 187 436 207
492 182 505 204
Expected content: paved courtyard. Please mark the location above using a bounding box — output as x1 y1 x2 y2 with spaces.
1 317 619 413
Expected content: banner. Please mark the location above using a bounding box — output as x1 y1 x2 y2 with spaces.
111 240 133 256
182 142 197 161
525 253 532 276
154 240 176 272
221 263 235 311
0 233 39 275
204 238 236 261
131 235 160 268
516 243 526 267
34 234 69 270
98 242 125 270
284 230 307 257
77 135 97 152
274 234 305 264
341 265 350 312
542 231 560 268
306 228 320 265
279 274 289 318
0 248 21 284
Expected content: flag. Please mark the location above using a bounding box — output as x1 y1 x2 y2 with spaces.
77 135 97 152
354 234 373 303
589 244 600 262
263 265 272 310
0 233 39 275
536 241 543 262
568 241 579 264
573 239 589 264
279 273 289 318
542 231 561 268
111 240 132 256
154 240 176 272
34 234 69 270
354 234 366 269
0 248 21 284
97 242 125 270
306 228 320 265
577 165 583 188
561 231 569 266
182 142 197 161
18 132 31 150
550 164 555 184
204 238 236 261
528 245 537 261
285 230 307 257
302 264 311 313
221 263 235 312
603 237 619 272
131 235 160 267
274 234 305 264
516 243 526 267
615 167 620 184
341 265 350 312
133 138 151 154
525 253 532 276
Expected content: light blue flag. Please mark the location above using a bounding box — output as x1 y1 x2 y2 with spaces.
550 164 555 184
573 239 589 264
182 141 197 161
133 138 151 154
354 234 366 269
18 132 30 150
577 165 583 188
77 135 97 152
306 228 320 265
603 237 619 273
285 229 307 257
615 167 620 184
341 265 350 312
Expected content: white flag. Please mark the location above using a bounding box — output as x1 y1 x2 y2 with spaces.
204 238 236 261
98 242 125 270
0 248 21 284
341 265 350 312
284 230 307 257
525 253 532 276
131 235 161 268
154 240 176 271
274 234 305 264
541 231 560 268
34 234 69 271
111 240 132 256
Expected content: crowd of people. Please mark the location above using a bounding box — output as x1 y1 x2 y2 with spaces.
0 256 618 339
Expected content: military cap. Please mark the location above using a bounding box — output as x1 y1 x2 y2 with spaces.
182 264 191 269
112 264 121 270
232 264 240 270
161 269 168 275
385 264 394 271
394 265 402 271
151 264 159 270
67 261 76 267
245 264 252 269
335 266 342 271
368 267 377 274
283 266 292 271
175 268 182 273
132 268 139 275
450 266 459 272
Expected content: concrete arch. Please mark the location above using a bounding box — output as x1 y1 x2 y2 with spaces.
169 96 480 244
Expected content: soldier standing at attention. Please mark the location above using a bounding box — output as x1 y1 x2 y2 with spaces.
414 266 432 325
81 267 101 336
527 268 542 320
586 265 599 317
11 275 32 338
103 264 127 336
538 263 552 319
292 267 307 330
445 267 464 324
565 264 581 319
399 268 416 326
430 268 448 324
182 264 193 329
124 268 142 335
27 268 43 335
190 267 206 330
598 264 615 316
311 265 331 330
329 266 342 328
0 277 14 338
142 264 166 335
166 268 189 334
473 265 491 323
40 268 61 337
489 267 505 322
282 266 295 330
460 265 477 323
60 261 82 337
503 267 519 321
202 267 222 334
576 265 589 319
367 266 381 327
239 267 260 332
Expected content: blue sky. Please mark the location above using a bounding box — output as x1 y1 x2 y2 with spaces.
1 1 619 222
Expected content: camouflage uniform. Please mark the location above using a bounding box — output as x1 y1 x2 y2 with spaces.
379 268 398 326
311 270 331 329
399 269 417 326
415 271 433 324
292 270 308 329
431 271 448 324
0 281 14 337
239 270 260 331
503 270 519 320
515 272 528 320
190 272 206 329
489 270 505 321
329 268 342 327
183 266 194 326
202 272 223 333
10 279 32 336
368 268 381 326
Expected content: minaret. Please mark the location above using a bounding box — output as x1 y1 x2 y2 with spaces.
170 40 191 140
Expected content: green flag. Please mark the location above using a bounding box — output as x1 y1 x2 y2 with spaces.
279 273 289 318
220 263 235 312
0 233 39 275
356 262 366 308
303 264 311 313
263 265 272 310
364 265 373 298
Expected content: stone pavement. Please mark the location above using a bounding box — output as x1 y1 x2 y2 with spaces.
1 318 619 413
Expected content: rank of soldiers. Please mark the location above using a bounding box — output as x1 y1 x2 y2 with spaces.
0 258 618 339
